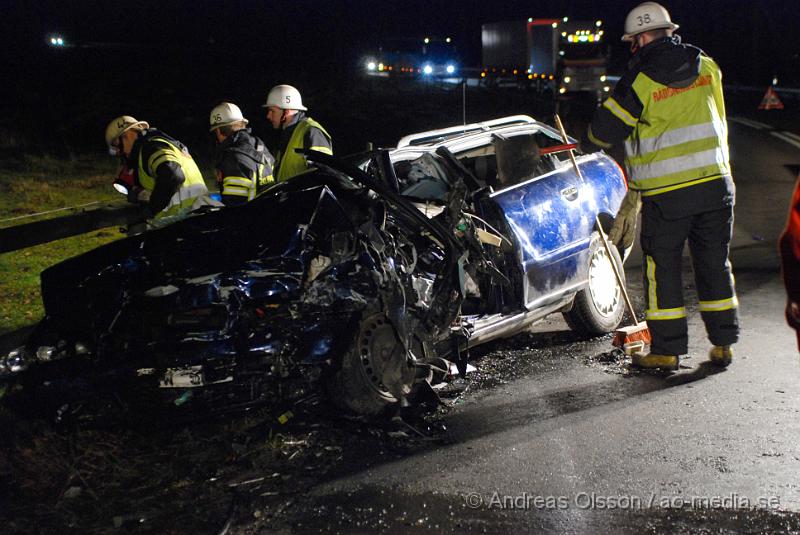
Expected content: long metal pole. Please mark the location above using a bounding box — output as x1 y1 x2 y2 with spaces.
553 114 638 322
462 80 466 127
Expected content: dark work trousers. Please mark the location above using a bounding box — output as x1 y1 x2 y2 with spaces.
639 202 740 356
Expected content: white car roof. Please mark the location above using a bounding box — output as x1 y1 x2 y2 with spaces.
391 115 574 161
395 115 539 149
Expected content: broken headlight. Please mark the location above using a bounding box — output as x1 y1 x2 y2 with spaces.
0 341 92 378
0 346 30 377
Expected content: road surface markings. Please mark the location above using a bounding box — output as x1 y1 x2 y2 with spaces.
729 117 771 130
780 131 800 144
770 131 800 150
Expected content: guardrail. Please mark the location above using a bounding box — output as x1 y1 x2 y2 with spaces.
423 74 800 102
0 203 141 253
723 84 800 106
599 79 799 98
726 85 800 96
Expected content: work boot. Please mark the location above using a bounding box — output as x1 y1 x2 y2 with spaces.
631 352 679 371
708 345 733 367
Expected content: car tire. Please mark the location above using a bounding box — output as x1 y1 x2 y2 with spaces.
564 239 626 336
327 312 416 416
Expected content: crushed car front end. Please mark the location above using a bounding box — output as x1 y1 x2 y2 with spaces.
2 161 467 419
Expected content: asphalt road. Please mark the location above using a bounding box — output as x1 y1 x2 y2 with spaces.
255 112 800 533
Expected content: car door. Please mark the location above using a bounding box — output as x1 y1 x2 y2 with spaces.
488 149 590 310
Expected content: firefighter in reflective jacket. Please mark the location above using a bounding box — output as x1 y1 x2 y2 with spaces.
105 116 213 225
780 174 800 351
262 85 332 181
583 2 739 370
209 102 275 206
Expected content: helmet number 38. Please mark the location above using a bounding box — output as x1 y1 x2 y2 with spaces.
636 13 652 26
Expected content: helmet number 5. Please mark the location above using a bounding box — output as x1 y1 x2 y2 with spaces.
636 14 652 26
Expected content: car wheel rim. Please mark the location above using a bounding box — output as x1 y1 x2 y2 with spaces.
357 315 412 400
588 246 621 317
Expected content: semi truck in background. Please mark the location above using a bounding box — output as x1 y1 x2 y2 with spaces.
363 37 461 78
481 17 610 100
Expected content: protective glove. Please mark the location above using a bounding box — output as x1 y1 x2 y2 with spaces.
126 186 151 204
607 189 641 249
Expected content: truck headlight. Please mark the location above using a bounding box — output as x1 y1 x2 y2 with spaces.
446 64 455 74
367 61 376 71
563 76 571 84
423 64 433 75
600 75 607 82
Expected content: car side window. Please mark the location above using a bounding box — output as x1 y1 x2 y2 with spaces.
457 132 562 190
393 153 451 201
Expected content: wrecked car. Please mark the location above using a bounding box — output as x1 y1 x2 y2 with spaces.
1 115 628 419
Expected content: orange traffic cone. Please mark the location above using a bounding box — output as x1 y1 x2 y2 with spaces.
758 87 784 110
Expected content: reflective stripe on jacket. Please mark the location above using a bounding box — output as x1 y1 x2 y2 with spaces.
138 136 208 218
275 117 332 182
217 129 275 205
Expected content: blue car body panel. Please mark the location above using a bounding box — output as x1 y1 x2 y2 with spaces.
489 153 625 309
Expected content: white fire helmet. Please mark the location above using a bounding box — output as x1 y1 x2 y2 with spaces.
622 2 679 42
105 115 149 151
262 85 307 111
209 102 249 132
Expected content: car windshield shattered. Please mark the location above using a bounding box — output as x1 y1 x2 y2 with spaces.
1 116 627 420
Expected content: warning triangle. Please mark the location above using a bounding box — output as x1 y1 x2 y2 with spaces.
758 87 784 110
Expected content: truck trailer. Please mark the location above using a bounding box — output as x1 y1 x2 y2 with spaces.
481 17 610 100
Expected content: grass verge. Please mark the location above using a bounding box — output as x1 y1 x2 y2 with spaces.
1 155 131 335
1 153 219 336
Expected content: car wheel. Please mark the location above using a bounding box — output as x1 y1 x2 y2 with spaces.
327 312 416 416
564 239 625 336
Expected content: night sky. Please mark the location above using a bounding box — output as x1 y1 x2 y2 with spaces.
4 0 800 84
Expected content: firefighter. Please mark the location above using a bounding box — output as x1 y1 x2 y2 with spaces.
209 102 275 206
780 175 800 351
583 2 739 370
105 116 214 226
262 85 332 181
